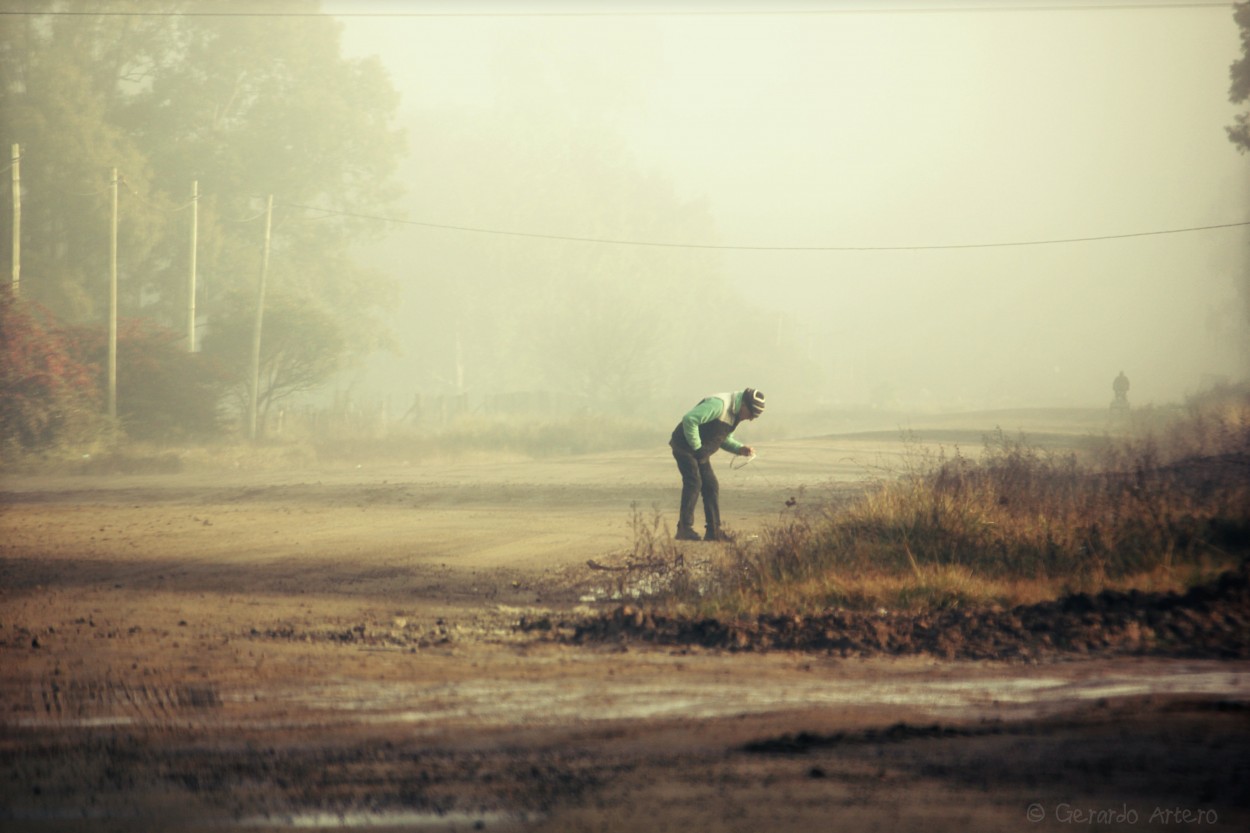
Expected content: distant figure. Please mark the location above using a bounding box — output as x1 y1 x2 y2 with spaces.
1112 371 1130 411
669 388 764 542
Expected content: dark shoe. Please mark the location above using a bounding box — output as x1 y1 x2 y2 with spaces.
675 526 701 541
704 528 735 542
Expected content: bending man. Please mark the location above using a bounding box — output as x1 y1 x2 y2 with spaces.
669 388 765 541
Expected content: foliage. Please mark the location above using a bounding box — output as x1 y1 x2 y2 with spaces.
660 388 1250 615
1230 2 1250 152
199 290 345 436
0 289 103 457
62 317 228 442
1228 3 1250 332
0 0 405 360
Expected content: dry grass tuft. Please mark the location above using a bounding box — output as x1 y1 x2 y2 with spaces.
660 386 1250 616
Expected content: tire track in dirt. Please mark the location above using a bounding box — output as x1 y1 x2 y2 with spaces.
24 671 222 728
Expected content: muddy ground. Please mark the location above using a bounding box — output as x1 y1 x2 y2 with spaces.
2 418 1249 832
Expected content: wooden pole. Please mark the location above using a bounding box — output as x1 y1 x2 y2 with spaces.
107 167 118 420
247 195 273 441
9 144 18 295
187 180 198 351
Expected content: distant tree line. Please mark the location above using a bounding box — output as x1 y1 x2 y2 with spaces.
1229 2 1250 330
1229 3 1250 153
0 0 832 451
0 0 405 450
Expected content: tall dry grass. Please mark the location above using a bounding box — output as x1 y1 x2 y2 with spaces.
671 386 1250 616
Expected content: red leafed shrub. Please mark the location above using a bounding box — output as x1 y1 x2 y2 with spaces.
0 289 102 457
61 317 229 442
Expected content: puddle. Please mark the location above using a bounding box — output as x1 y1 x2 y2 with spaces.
282 665 1250 728
15 663 1250 731
7 809 534 831
240 810 526 830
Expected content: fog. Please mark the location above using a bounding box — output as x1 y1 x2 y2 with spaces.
325 0 1250 417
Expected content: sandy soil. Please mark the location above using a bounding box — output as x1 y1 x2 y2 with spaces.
2 426 1249 832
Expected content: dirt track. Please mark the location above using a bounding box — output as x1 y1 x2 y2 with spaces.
3 427 1249 831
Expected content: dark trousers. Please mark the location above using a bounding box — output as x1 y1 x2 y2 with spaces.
672 446 720 533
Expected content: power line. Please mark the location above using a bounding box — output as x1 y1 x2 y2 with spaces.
279 201 1250 250
0 2 1236 17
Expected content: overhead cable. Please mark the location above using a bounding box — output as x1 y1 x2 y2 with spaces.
279 201 1250 250
0 2 1235 18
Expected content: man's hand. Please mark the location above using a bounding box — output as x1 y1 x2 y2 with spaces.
739 446 755 457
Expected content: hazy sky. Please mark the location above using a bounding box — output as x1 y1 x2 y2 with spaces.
324 0 1250 411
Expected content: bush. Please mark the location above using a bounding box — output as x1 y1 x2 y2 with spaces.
62 318 228 442
0 289 103 458
200 291 346 437
675 387 1250 615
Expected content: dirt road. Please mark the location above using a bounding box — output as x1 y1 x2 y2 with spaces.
3 427 1249 831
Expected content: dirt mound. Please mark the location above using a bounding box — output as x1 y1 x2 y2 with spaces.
532 562 1250 661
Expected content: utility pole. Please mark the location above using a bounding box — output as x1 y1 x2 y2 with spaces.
187 180 198 351
247 195 273 441
9 144 18 295
107 168 119 421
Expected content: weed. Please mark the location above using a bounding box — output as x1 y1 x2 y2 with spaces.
583 505 710 603
649 386 1250 616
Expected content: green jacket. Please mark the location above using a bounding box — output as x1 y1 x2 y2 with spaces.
674 391 746 455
